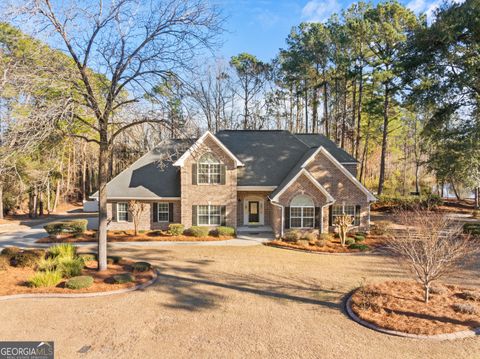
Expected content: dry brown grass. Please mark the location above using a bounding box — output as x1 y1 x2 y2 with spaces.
36 230 233 243
0 259 154 296
350 281 480 335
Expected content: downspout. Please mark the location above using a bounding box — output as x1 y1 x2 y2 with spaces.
270 200 284 238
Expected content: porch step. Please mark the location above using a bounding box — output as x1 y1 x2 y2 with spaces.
237 225 273 234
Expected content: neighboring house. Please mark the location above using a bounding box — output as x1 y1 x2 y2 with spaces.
96 130 376 237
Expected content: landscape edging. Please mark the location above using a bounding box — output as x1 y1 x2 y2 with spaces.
0 269 159 302
264 242 374 256
345 293 480 340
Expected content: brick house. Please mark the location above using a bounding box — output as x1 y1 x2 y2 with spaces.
99 130 376 237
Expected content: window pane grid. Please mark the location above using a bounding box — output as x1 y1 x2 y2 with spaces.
197 205 222 225
332 205 358 226
290 206 315 228
198 154 221 184
117 202 128 222
157 203 169 222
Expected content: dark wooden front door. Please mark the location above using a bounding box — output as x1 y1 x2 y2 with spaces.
248 201 259 223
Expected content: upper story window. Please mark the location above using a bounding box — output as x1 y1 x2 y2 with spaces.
197 153 222 184
290 194 315 228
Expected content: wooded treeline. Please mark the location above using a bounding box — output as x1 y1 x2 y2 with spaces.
1 0 479 222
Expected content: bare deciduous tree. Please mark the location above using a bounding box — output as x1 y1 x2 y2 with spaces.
387 210 479 303
334 214 353 247
128 200 146 236
6 0 221 270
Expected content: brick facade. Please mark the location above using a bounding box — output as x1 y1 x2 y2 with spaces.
107 200 181 231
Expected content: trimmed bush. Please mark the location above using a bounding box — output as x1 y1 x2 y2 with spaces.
0 255 9 270
79 253 97 262
301 232 317 243
345 237 355 246
27 270 63 288
132 262 152 272
283 230 301 242
463 223 480 236
452 303 477 315
37 257 58 272
1 246 21 259
460 290 480 301
66 276 94 290
354 235 366 242
185 226 209 237
112 273 135 284
430 285 447 295
168 223 185 236
211 226 236 237
57 258 84 278
48 243 76 260
318 233 333 241
348 243 370 251
107 255 122 265
44 219 88 236
11 251 41 268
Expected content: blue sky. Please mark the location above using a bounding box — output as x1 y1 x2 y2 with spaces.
216 0 447 62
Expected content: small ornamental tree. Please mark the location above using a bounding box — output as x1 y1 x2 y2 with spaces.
334 214 353 247
387 210 479 303
128 201 146 236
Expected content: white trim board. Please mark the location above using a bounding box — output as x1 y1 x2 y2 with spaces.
270 168 335 203
173 131 244 167
91 196 181 200
237 186 277 191
301 146 376 202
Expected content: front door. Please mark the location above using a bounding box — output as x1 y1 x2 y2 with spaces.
248 201 260 223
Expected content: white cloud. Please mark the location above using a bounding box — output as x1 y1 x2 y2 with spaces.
406 0 426 13
301 0 341 22
408 0 465 20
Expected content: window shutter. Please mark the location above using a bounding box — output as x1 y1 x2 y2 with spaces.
153 203 158 222
221 206 226 226
127 207 133 222
169 203 174 222
192 163 197 185
284 207 290 229
314 207 320 228
220 164 226 185
328 206 333 226
192 205 197 226
112 202 117 222
355 205 361 226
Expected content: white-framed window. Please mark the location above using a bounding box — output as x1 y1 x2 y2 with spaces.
117 202 128 222
198 205 222 226
290 194 315 228
332 205 359 226
198 153 221 184
157 203 169 222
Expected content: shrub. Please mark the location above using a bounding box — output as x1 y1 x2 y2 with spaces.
0 255 9 270
348 243 370 251
430 285 448 295
37 257 58 272
66 276 94 290
27 270 63 288
107 256 122 265
463 223 480 236
472 210 480 220
48 243 76 260
112 273 135 284
185 226 209 237
371 221 390 235
79 253 97 262
318 233 332 241
168 223 185 236
354 235 365 242
11 251 41 268
315 239 327 247
213 226 235 237
44 219 88 236
283 230 301 242
345 238 355 246
57 258 84 278
372 194 443 211
138 230 146 234
460 290 480 301
1 246 21 259
29 249 46 258
301 232 317 243
132 262 152 272
452 303 477 315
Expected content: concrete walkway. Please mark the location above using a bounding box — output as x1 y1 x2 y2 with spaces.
0 216 273 249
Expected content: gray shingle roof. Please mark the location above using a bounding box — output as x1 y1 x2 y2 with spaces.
98 130 358 199
95 139 190 199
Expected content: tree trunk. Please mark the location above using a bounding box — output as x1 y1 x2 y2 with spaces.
377 83 390 195
451 181 461 200
0 182 3 219
97 133 110 272
475 187 479 209
304 81 308 133
39 191 44 216
323 72 329 138
341 76 347 149
424 284 430 304
351 76 356 155
355 66 363 160
82 142 87 201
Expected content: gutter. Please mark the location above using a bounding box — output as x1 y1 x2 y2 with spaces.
269 200 284 238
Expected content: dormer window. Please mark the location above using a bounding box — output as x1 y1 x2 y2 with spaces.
197 153 222 184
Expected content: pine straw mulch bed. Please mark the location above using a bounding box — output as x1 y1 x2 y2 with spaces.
36 230 234 243
350 280 480 335
0 259 155 296
266 235 387 254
